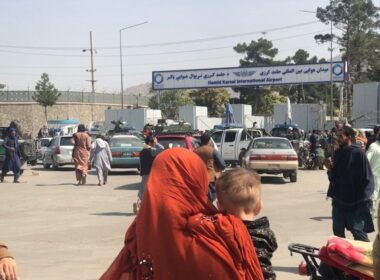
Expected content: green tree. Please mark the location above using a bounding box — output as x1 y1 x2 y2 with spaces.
233 38 283 114
285 49 340 110
189 88 231 117
262 92 287 115
148 90 194 119
34 73 60 121
315 0 380 118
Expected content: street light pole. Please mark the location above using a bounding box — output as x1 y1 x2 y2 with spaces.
299 8 334 120
119 21 148 109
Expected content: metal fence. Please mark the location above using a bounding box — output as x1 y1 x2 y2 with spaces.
0 90 149 106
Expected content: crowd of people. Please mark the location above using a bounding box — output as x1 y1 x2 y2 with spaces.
98 122 379 280
1 121 380 279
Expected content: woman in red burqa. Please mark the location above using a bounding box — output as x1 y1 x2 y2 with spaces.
99 148 264 280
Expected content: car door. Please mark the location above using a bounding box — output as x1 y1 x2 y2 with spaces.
238 130 251 152
222 131 237 161
211 131 223 150
59 137 74 162
44 138 56 164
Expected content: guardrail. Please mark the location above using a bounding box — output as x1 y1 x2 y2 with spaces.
0 90 149 106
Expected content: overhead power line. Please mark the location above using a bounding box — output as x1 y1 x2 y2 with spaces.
0 21 320 51
0 43 328 76
0 29 329 58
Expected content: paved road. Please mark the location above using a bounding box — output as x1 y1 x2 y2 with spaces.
0 165 377 280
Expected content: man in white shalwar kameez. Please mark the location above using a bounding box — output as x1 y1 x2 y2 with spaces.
90 134 112 186
366 133 380 216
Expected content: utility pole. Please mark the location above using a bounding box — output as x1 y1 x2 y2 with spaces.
83 31 97 94
83 31 97 121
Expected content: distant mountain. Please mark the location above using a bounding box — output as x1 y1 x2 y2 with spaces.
124 83 152 96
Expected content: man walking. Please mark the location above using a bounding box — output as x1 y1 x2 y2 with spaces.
194 133 226 202
325 126 375 241
1 128 22 183
137 135 164 205
366 125 380 151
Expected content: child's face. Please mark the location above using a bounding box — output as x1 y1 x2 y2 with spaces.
217 198 263 220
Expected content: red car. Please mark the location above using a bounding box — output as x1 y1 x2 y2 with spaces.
156 134 201 151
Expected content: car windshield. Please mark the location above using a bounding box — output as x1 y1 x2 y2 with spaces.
253 139 292 149
109 137 144 148
40 139 51 147
60 137 74 146
158 138 186 149
271 128 300 140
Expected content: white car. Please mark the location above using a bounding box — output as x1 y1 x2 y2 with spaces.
42 136 74 169
243 137 298 182
36 137 53 161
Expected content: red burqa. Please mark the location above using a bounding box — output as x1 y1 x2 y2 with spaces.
100 148 264 280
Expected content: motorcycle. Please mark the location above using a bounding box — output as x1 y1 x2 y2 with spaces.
298 142 323 170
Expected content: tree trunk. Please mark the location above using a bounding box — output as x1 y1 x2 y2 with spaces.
44 106 48 121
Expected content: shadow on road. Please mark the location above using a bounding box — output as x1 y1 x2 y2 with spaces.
310 216 332 222
273 266 299 274
90 212 136 217
35 183 102 187
32 167 75 172
35 183 76 186
260 176 287 185
114 183 140 190
109 170 139 176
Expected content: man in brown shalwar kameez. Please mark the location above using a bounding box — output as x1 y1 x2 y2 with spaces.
72 124 92 185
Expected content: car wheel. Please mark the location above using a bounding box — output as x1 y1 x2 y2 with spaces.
290 172 297 183
42 157 51 169
52 157 59 169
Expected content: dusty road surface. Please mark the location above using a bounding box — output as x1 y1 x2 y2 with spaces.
0 165 377 280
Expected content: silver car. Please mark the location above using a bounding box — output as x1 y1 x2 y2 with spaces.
42 136 74 169
243 137 298 182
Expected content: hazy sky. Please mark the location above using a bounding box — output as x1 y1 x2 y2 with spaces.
1 0 379 92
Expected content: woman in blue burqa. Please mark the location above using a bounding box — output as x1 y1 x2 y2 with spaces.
1 128 22 183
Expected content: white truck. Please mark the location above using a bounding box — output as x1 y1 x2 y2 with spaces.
210 128 264 164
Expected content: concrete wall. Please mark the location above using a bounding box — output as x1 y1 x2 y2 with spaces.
104 108 162 131
196 116 223 131
231 104 252 124
274 103 327 131
0 102 120 137
179 105 271 131
353 82 380 127
179 106 208 129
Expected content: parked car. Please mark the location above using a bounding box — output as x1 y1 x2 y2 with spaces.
109 135 144 170
242 137 298 182
42 136 74 169
36 137 53 161
156 134 200 150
